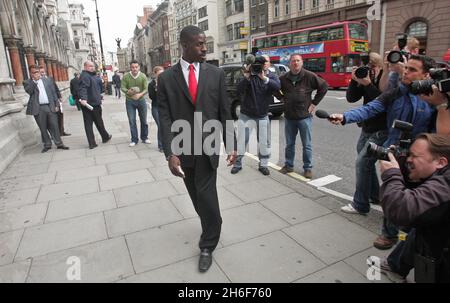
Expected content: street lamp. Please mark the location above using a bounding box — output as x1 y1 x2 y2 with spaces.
93 0 106 72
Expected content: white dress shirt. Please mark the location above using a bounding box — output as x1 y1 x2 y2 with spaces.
34 79 50 104
180 58 200 88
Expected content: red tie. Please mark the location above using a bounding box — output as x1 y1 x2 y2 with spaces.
188 64 198 107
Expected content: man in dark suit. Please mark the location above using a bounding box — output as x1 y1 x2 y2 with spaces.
158 26 237 273
23 65 69 153
39 66 71 136
70 72 81 111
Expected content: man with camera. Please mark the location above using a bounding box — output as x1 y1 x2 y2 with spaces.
231 55 280 176
341 52 387 215
329 54 436 249
377 133 450 283
275 54 328 179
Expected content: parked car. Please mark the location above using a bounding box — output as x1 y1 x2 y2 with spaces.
220 64 286 120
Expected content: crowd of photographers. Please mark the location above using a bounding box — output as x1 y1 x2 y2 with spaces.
327 34 450 283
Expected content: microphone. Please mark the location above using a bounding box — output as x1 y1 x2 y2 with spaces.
245 54 255 66
316 109 340 121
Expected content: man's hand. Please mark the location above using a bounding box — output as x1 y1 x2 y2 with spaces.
168 155 185 178
379 152 400 175
258 71 267 82
226 151 238 167
79 99 88 107
329 113 344 125
420 85 448 107
354 73 371 87
55 106 60 113
308 104 316 114
127 88 136 96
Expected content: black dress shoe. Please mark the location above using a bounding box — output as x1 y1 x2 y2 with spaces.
198 249 213 273
57 145 69 150
89 144 98 150
62 132 71 136
258 167 270 176
42 147 51 153
102 134 112 143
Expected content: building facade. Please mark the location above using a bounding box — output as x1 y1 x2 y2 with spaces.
148 0 171 69
249 0 269 41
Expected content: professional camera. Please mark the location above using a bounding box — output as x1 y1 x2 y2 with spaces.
367 120 413 161
410 68 450 95
387 33 410 64
355 52 371 79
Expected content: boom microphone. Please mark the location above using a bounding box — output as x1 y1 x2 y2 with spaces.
245 54 256 66
315 109 332 119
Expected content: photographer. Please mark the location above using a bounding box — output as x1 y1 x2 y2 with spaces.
421 87 450 137
341 52 388 215
330 54 436 249
379 133 450 283
231 56 280 176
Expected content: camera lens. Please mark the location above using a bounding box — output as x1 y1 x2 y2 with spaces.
367 143 390 161
410 79 435 95
387 51 403 64
355 66 369 79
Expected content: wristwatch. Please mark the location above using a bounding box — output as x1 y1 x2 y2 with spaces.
436 103 448 110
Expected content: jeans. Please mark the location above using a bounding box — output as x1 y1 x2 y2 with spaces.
126 99 149 143
352 130 388 213
114 85 121 98
151 104 163 150
284 117 313 171
234 113 271 168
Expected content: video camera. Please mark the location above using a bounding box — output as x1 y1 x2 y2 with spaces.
367 120 413 163
410 67 450 96
243 54 266 76
355 52 372 79
387 33 410 64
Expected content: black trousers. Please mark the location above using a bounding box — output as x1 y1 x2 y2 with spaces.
34 104 63 148
57 111 65 134
183 155 222 251
81 105 110 147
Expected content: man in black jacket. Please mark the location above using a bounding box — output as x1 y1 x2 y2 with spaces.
231 55 280 176
275 54 328 179
70 73 81 111
376 133 450 283
341 52 387 216
78 61 112 149
112 71 121 99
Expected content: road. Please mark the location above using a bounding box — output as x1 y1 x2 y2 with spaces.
243 89 368 199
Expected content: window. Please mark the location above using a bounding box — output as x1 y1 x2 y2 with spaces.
309 29 328 42
312 0 319 8
303 58 326 73
292 31 308 44
234 22 245 40
269 36 278 47
331 56 345 73
75 40 80 50
226 0 232 16
227 24 234 41
260 14 266 28
255 38 266 48
198 6 207 19
274 0 279 18
206 41 214 54
260 0 265 4
199 20 208 31
224 69 233 86
73 30 78 36
348 23 368 40
234 0 244 12
328 26 344 40
278 34 292 46
298 0 305 11
326 0 335 9
251 15 257 29
285 0 290 15
251 0 257 6
406 21 427 37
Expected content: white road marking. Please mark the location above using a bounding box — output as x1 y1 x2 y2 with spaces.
308 175 342 187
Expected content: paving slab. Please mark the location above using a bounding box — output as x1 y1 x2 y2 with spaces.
52 149 87 162
214 231 325 283
95 152 138 165
99 170 154 191
0 172 56 191
55 165 108 184
1 162 49 180
0 187 40 211
85 145 119 157
260 193 331 225
220 203 289 246
107 159 154 175
46 191 117 223
104 199 183 237
283 214 376 265
48 158 96 172
0 260 31 283
226 178 293 204
295 261 369 283
0 229 24 266
114 180 178 207
0 203 48 233
15 213 107 261
27 237 134 283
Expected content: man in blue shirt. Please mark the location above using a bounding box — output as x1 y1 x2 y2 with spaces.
329 54 436 250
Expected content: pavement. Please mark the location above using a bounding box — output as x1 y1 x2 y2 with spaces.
0 95 398 283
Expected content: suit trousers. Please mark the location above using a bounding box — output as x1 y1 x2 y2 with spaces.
57 111 65 134
34 104 63 148
183 155 222 251
81 105 110 147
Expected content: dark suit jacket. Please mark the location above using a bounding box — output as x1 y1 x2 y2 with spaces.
24 78 60 116
157 62 236 169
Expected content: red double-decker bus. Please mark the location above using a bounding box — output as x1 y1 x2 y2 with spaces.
253 21 369 89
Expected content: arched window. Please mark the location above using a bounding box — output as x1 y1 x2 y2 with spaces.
274 0 279 18
406 21 428 54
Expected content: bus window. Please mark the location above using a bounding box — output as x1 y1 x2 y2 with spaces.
331 56 345 73
345 54 361 71
292 31 308 44
328 27 344 40
255 38 265 49
348 23 368 40
308 29 328 42
269 36 278 47
303 58 326 73
278 34 292 46
233 69 243 85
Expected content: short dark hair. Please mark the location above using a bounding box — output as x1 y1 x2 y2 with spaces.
130 60 140 66
409 54 436 73
29 65 39 72
180 25 204 45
